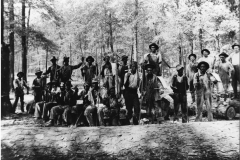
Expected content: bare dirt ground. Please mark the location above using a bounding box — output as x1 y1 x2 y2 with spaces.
2 92 239 160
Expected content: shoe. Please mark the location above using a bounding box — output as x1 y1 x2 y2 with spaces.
45 120 54 127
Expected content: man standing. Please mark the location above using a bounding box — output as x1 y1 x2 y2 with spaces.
194 61 213 122
58 57 82 84
197 49 216 73
170 65 189 123
141 43 162 76
101 55 113 89
141 64 162 124
186 53 198 103
228 44 240 99
12 72 29 113
119 55 128 90
32 69 44 103
124 62 140 125
215 52 234 98
42 56 60 86
81 56 97 85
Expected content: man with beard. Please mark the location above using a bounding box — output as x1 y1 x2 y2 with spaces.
186 53 198 104
194 61 213 122
170 65 189 123
215 52 234 99
81 56 97 85
141 63 162 124
141 43 162 76
228 44 240 99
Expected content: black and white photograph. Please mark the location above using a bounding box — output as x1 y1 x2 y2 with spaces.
1 0 240 159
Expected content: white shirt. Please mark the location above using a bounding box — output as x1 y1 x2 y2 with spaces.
228 52 239 65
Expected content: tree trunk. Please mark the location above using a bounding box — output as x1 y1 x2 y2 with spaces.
1 44 13 116
109 13 114 53
22 0 27 81
9 0 15 91
1 0 4 43
26 3 31 73
134 0 138 63
199 28 203 52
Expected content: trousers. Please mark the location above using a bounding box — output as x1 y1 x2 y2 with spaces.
124 91 140 124
195 89 213 121
13 94 24 112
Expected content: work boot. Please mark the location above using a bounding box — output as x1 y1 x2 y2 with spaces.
45 120 54 127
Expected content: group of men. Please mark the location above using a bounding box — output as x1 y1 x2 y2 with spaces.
12 42 239 126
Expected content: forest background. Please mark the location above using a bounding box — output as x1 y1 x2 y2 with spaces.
2 0 239 89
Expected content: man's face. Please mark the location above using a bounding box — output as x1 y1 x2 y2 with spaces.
64 60 69 65
190 56 196 62
150 46 157 53
203 51 209 57
200 64 207 72
131 65 137 73
123 59 128 64
85 85 90 91
105 57 110 62
36 73 42 78
147 68 153 75
52 60 56 65
87 60 92 65
219 56 226 62
110 89 115 96
177 68 183 75
234 46 239 53
92 83 98 89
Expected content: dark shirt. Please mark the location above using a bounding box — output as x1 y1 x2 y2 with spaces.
43 65 61 81
171 74 189 94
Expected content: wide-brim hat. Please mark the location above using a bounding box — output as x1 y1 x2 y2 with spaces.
86 56 94 62
17 72 24 77
188 53 197 60
63 57 69 62
201 49 210 55
197 61 209 70
121 55 128 60
50 56 57 62
219 52 228 58
145 63 155 69
232 43 240 49
35 69 43 75
176 64 184 71
149 43 159 50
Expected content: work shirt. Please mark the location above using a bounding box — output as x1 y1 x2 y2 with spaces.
193 71 211 92
81 64 97 84
171 74 189 94
14 78 28 96
43 65 61 82
141 52 162 76
228 52 239 65
124 72 139 89
186 61 198 81
59 63 82 83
